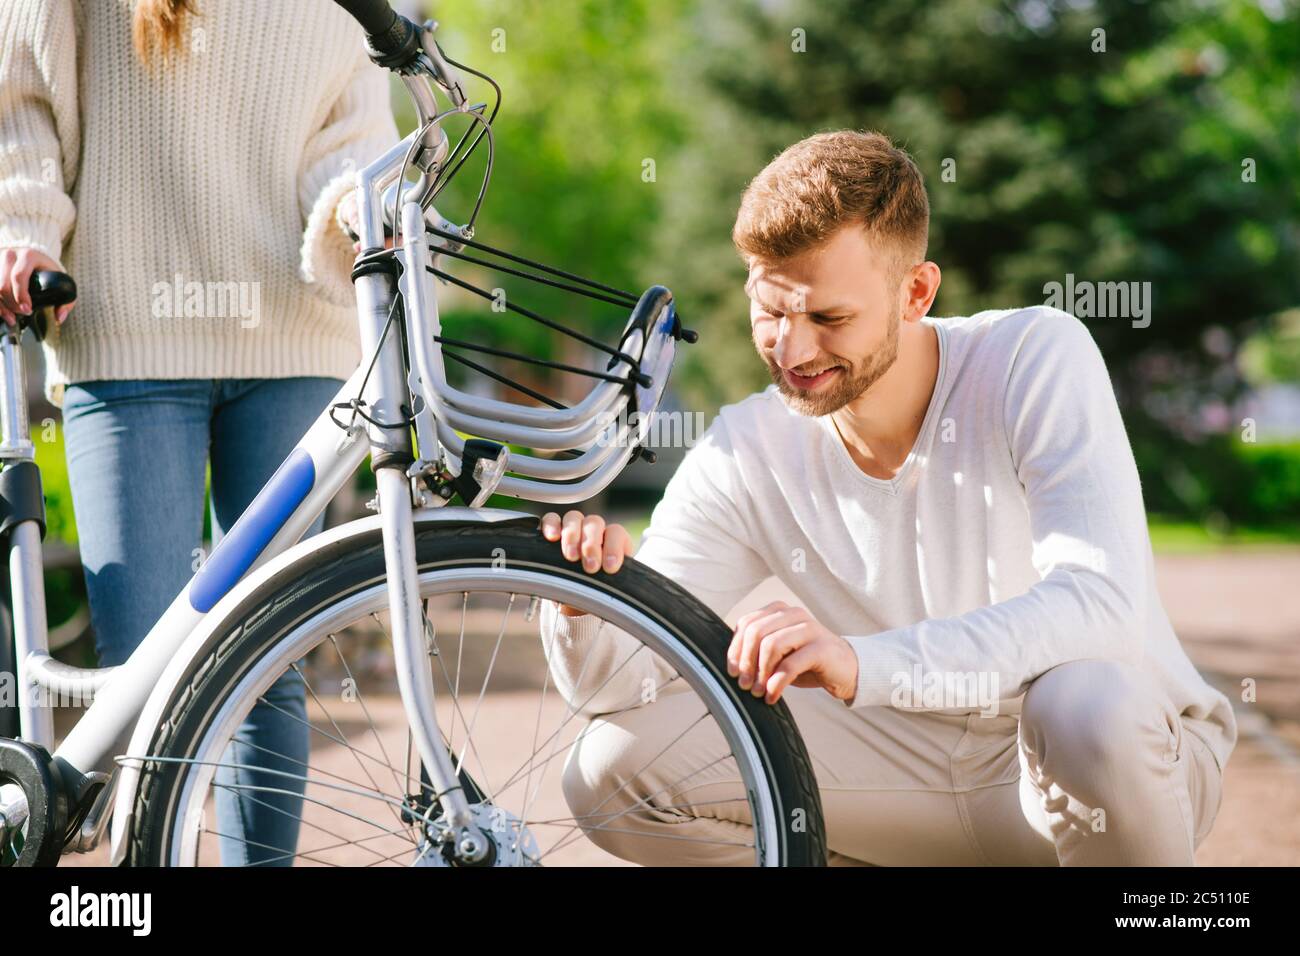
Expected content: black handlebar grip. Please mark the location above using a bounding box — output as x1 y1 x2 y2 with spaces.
332 0 397 36
28 270 76 310
332 0 421 69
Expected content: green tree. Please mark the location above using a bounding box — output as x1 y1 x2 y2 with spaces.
643 0 1300 423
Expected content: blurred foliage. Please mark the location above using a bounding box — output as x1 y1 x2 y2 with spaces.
640 0 1300 418
32 422 75 544
1239 307 1300 385
403 0 1300 525
400 0 692 405
1133 432 1300 524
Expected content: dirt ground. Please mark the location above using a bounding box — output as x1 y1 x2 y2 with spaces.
53 548 1300 866
1148 551 1300 865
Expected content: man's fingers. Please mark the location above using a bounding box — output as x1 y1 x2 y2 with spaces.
733 613 790 686
0 279 18 318
764 645 821 704
754 623 814 693
743 612 809 689
727 601 790 676
547 512 626 576
559 510 585 562
15 258 32 314
579 514 606 573
601 524 632 573
729 605 801 682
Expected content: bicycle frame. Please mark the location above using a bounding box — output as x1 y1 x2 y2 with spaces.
0 84 534 865
2 25 678 865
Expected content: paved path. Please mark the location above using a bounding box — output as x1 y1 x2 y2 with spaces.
55 549 1300 866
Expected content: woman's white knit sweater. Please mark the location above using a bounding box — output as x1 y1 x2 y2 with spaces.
0 0 400 405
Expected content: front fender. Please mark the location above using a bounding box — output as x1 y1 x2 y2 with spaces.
108 506 537 865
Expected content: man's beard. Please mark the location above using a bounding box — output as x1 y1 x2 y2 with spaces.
760 313 901 417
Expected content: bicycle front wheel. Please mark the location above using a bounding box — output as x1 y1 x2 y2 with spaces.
124 518 827 866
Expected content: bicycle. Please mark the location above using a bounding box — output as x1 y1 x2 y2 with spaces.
0 0 826 867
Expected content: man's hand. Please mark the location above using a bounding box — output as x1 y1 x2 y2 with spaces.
540 511 635 617
728 601 859 705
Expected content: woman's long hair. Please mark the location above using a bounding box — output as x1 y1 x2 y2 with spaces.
132 0 198 65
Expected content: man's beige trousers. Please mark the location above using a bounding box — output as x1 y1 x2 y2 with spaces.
560 659 1225 865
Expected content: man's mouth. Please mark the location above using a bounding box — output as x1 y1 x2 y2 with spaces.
782 365 841 391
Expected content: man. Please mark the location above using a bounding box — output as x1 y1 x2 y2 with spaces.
537 130 1236 866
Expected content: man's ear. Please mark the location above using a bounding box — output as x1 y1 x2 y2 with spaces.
902 260 941 321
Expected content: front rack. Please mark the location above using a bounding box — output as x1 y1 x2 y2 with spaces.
344 205 695 507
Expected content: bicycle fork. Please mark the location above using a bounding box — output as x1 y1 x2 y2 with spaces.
373 467 489 864
351 245 489 864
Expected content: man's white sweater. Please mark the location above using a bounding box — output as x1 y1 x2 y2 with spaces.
0 0 399 404
541 306 1238 777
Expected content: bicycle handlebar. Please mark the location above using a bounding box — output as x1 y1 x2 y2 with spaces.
333 0 397 35
332 0 421 70
28 271 76 311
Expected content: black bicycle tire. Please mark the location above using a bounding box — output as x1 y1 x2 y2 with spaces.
125 520 828 866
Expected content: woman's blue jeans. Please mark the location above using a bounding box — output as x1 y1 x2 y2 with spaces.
61 376 345 866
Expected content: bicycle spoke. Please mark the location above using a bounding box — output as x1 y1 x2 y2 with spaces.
541 715 723 860
542 753 748 859
251 680 418 826
416 597 504 807
209 782 400 864
517 621 557 829
196 826 344 867
450 592 514 795
327 634 408 805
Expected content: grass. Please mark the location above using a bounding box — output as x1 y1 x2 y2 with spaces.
1146 516 1300 554
32 421 77 544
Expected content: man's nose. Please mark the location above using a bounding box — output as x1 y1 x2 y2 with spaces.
771 317 818 369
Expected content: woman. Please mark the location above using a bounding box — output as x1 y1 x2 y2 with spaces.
0 0 399 865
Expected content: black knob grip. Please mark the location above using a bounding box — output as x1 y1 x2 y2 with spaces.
28 270 77 310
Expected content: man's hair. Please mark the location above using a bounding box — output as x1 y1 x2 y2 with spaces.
732 130 929 281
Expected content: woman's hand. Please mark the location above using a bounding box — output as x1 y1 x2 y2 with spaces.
337 191 395 254
540 510 635 617
0 247 74 328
